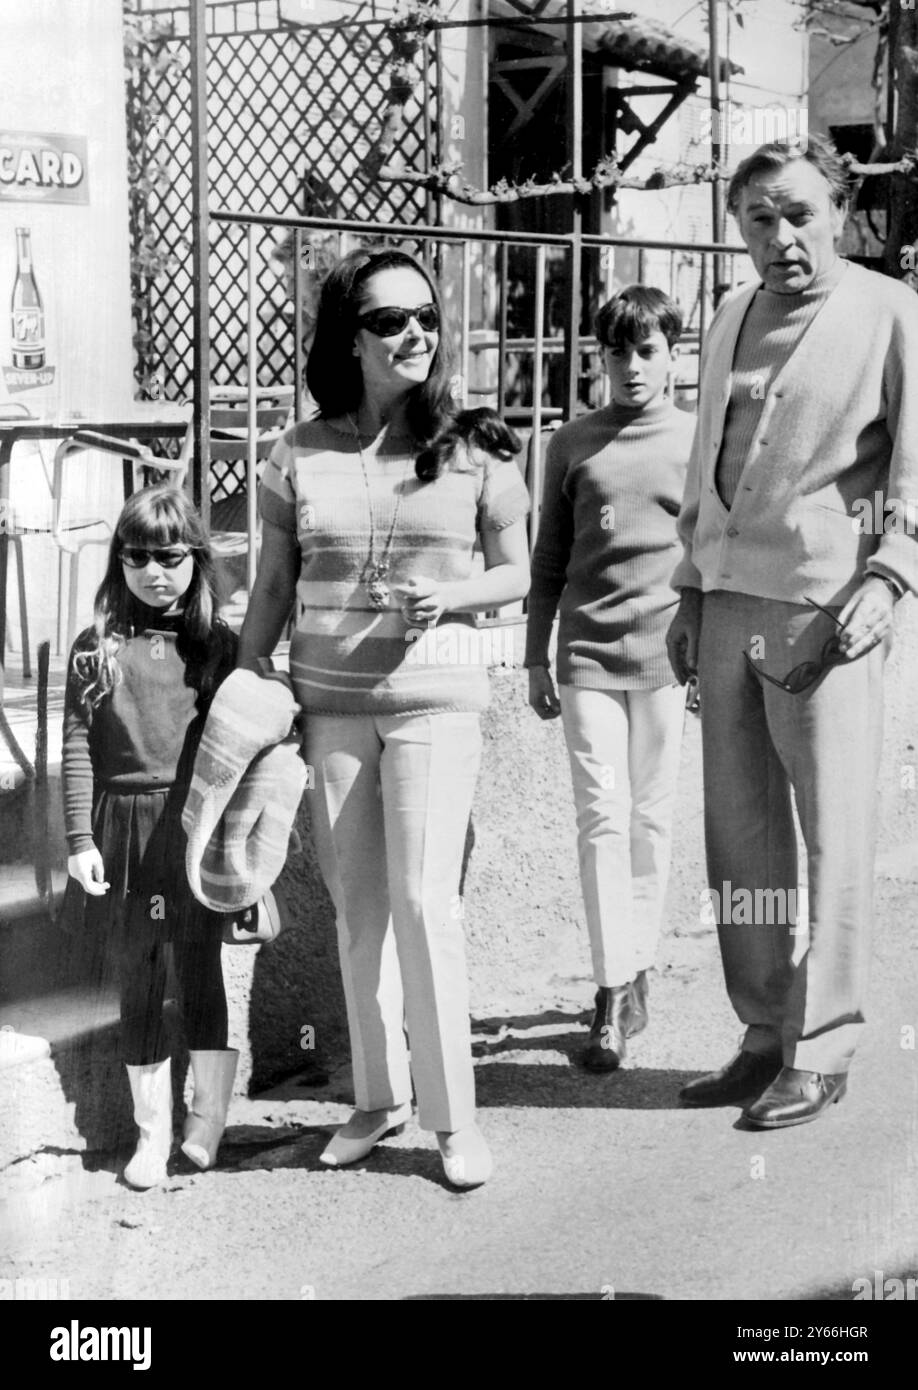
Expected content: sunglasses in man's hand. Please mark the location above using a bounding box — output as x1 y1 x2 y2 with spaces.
743 597 852 695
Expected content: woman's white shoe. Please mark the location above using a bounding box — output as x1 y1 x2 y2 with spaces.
319 1103 413 1167
437 1125 492 1189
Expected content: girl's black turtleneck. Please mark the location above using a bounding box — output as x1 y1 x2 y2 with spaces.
63 614 200 853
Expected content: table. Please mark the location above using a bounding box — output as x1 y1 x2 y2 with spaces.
0 403 190 668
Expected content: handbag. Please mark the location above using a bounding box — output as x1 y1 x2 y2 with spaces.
221 885 286 945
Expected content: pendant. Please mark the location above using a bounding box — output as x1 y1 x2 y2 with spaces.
367 575 390 610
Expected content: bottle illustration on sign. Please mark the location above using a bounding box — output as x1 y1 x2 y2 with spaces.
11 227 45 369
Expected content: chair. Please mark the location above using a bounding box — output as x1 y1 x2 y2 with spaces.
50 428 191 655
1 401 43 676
523 420 562 549
51 386 295 644
2 403 121 672
195 386 295 608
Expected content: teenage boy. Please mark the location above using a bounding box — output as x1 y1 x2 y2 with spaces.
526 285 695 1070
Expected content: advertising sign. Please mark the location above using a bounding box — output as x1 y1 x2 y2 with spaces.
0 131 90 206
0 0 136 656
0 2 132 417
4 223 55 396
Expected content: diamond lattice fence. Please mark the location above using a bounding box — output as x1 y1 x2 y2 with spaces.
128 2 438 425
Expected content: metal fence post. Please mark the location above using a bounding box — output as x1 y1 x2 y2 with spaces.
293 226 304 423
530 242 546 552
562 0 582 423
189 0 211 523
246 223 259 596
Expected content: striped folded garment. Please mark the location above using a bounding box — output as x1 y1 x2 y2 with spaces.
183 668 308 912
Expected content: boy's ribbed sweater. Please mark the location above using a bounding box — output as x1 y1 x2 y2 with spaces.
525 399 696 689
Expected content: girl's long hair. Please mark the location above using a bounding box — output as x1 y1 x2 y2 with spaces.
306 247 457 447
71 486 232 713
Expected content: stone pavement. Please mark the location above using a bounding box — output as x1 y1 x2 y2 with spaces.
2 607 917 1306
2 863 916 1304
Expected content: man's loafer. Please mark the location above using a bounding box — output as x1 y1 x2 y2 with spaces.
581 986 630 1072
679 1048 783 1107
743 1066 847 1129
625 970 649 1038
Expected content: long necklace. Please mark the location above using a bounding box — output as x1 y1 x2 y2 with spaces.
347 413 411 611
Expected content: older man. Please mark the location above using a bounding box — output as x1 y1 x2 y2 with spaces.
667 135 918 1127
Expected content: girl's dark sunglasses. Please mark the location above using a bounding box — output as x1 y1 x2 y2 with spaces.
120 545 195 569
742 596 847 695
357 303 440 337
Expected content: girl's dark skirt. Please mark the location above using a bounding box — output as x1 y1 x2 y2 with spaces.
61 784 228 1064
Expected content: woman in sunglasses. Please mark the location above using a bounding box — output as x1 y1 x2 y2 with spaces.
238 248 530 1187
62 486 238 1188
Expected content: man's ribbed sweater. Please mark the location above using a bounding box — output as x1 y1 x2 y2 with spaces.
715 260 847 507
675 259 918 602
525 399 696 689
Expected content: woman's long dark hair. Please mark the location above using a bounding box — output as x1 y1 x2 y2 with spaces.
71 486 232 712
307 247 522 481
306 247 456 446
415 407 522 482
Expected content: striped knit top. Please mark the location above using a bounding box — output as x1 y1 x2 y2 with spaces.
258 416 530 715
525 400 696 689
715 259 847 506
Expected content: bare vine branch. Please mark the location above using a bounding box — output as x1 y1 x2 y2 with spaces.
842 152 918 177
372 158 726 205
370 148 918 207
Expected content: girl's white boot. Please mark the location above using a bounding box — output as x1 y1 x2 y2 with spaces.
181 1049 239 1170
123 1060 173 1189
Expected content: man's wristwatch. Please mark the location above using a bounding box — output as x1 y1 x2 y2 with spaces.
870 571 904 601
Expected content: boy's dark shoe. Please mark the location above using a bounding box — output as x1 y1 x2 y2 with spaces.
743 1067 847 1129
679 1048 782 1107
626 969 649 1037
581 986 630 1072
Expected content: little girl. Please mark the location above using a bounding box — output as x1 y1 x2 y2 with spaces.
62 486 238 1189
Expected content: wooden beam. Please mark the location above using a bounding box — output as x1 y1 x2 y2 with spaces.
613 82 697 175
500 60 567 141
502 0 556 15
606 83 692 98
492 56 568 72
491 28 562 56
491 73 532 118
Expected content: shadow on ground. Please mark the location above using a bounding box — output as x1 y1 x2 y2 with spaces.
469 1007 701 1109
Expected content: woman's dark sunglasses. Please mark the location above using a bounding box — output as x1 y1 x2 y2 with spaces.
120 545 195 569
357 303 440 337
742 597 848 694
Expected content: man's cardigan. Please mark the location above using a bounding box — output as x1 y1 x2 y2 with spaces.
674 259 918 604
